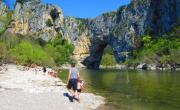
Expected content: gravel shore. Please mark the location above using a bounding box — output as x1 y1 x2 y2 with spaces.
0 64 105 110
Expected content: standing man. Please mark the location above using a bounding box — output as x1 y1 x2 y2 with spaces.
67 63 80 102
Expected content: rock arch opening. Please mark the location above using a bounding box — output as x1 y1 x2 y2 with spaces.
82 38 116 69
82 36 132 69
82 38 107 69
100 45 117 67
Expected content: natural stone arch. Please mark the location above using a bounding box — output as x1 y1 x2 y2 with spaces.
82 35 132 69
82 38 107 69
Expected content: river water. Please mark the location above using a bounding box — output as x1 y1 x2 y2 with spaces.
59 69 180 110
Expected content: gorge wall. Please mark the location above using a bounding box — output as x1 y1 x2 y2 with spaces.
0 0 180 69
83 0 180 69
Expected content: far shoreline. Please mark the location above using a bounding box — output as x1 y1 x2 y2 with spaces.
59 63 180 71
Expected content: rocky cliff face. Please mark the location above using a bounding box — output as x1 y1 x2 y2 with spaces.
0 1 9 34
1 0 180 69
83 0 180 69
8 0 64 41
6 0 90 59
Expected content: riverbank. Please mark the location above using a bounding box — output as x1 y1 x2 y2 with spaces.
58 62 180 71
100 64 180 71
0 64 105 110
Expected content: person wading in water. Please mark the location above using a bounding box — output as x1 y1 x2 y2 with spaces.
67 63 80 102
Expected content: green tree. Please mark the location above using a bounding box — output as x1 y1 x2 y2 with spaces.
44 36 74 65
142 35 152 47
101 54 116 67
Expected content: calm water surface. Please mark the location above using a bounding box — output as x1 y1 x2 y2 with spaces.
59 69 180 110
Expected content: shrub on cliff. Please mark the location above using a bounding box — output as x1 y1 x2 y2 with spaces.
0 32 74 66
142 35 152 47
44 34 74 65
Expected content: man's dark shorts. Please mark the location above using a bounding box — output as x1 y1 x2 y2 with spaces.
69 79 77 91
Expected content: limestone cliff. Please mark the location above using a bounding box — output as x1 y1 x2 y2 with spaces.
6 0 90 59
8 0 63 41
83 0 180 69
1 0 180 69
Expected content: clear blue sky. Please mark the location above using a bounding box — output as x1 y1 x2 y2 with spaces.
4 0 131 18
43 0 131 18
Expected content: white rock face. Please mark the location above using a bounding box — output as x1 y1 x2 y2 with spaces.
0 64 105 110
136 63 147 70
147 64 156 70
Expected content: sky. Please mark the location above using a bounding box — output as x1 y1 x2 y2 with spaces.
3 0 131 18
42 0 131 18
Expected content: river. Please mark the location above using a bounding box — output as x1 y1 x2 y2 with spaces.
59 69 180 110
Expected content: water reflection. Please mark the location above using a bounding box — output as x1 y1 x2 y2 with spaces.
60 69 180 110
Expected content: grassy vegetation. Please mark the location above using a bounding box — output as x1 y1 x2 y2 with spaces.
0 33 74 67
10 40 55 66
124 26 180 67
100 46 117 66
